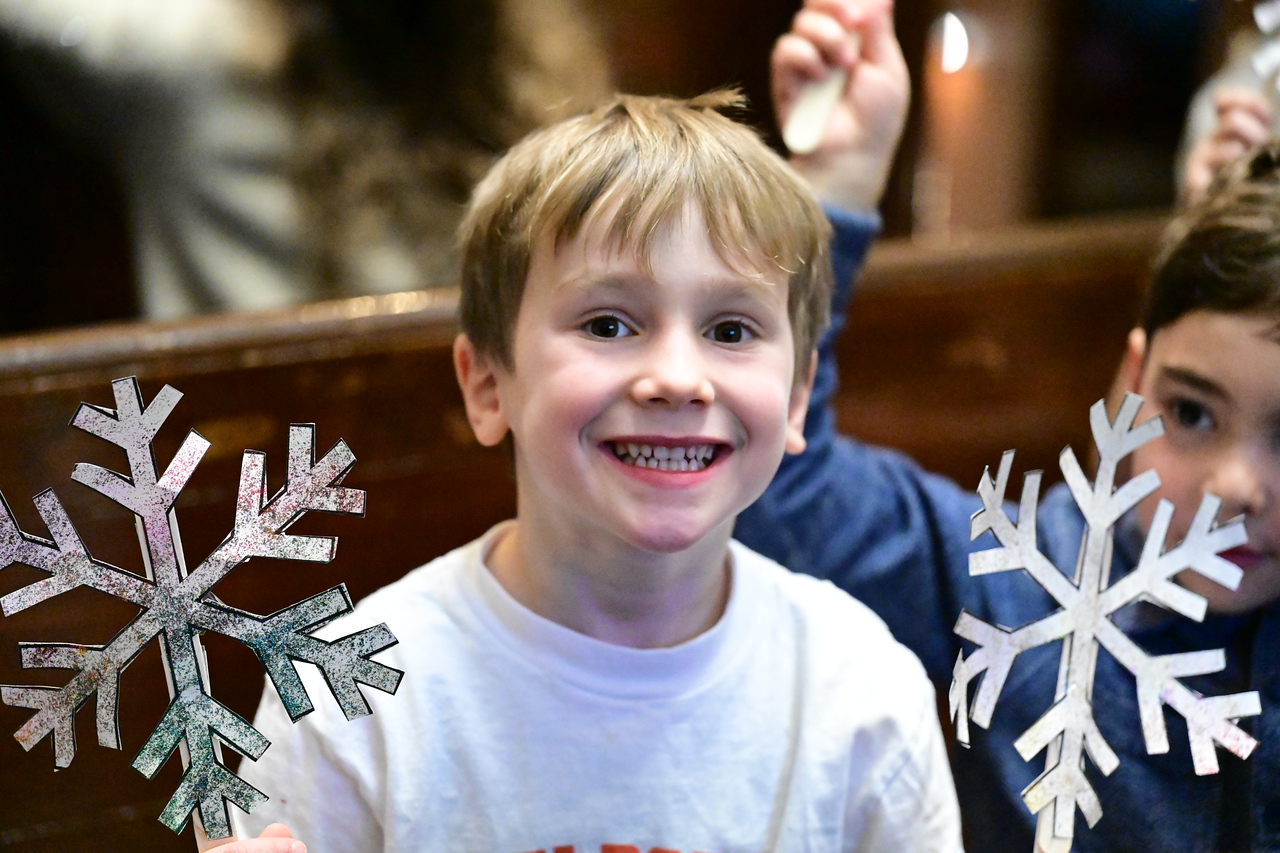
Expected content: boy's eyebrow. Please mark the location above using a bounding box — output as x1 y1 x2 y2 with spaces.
550 272 646 299
1157 366 1228 399
556 272 639 291
555 270 781 299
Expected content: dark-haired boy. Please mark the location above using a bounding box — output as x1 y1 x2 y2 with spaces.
753 4 1280 851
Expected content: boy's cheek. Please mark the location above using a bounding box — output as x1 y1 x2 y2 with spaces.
1130 442 1198 532
1178 563 1280 614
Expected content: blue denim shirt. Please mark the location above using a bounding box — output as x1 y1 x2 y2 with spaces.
737 208 1280 852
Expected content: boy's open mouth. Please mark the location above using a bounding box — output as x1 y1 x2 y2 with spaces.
607 441 724 472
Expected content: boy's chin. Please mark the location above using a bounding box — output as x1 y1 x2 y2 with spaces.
1176 565 1280 615
620 516 734 556
627 528 719 555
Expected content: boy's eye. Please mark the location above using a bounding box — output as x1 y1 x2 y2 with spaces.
1171 398 1215 432
583 315 632 339
708 320 751 344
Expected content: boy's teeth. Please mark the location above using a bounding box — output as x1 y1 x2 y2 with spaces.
612 442 716 471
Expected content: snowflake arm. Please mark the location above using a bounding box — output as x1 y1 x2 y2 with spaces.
1017 689 1119 832
1094 618 1259 771
132 686 271 837
2 612 163 760
949 609 1072 744
968 452 1080 608
186 424 366 594
0 491 155 614
1101 495 1247 621
194 589 403 721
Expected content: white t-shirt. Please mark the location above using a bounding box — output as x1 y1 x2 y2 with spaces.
237 523 962 853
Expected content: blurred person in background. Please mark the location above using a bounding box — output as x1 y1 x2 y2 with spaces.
0 0 610 319
1178 26 1276 203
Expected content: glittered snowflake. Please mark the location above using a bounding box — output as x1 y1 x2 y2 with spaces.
948 395 1261 849
0 377 402 838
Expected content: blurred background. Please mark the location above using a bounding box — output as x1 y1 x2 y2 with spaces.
0 0 1260 335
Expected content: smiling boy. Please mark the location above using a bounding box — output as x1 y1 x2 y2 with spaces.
456 200 809 645
231 90 961 853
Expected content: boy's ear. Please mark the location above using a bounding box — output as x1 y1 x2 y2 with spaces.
784 352 818 455
453 334 510 447
1118 327 1148 396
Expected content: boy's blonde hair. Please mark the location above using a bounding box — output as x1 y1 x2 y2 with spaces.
458 90 833 378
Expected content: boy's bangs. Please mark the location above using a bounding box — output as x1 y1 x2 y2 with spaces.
533 104 813 283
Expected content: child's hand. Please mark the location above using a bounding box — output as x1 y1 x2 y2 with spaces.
1183 86 1274 204
202 823 305 853
771 0 909 212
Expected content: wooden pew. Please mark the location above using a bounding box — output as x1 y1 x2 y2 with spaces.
840 212 1164 483
0 211 1165 851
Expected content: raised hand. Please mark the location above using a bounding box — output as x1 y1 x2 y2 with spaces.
771 0 909 211
1183 86 1274 203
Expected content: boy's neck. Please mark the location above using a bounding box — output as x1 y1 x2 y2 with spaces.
484 520 734 650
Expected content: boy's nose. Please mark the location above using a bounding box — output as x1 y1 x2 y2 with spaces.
631 332 714 407
1206 444 1271 520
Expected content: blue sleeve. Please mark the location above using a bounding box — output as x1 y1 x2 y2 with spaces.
735 206 990 683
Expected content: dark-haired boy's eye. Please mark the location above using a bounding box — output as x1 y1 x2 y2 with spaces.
709 320 748 343
1171 398 1214 432
584 315 630 338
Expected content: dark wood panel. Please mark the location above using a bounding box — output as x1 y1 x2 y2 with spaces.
0 39 137 334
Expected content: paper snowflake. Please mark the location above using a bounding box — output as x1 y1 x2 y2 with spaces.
948 395 1261 849
0 377 403 838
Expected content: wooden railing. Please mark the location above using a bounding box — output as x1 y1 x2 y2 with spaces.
0 210 1167 851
